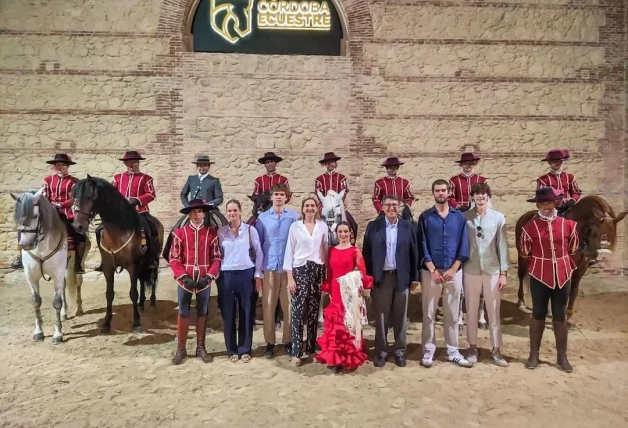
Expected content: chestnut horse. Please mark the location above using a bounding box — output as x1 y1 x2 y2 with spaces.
72 175 164 334
515 195 626 325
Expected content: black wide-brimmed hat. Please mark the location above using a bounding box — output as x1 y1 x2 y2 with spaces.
258 152 283 164
191 155 215 165
319 152 341 164
381 156 404 167
46 153 76 165
119 150 145 161
526 187 564 203
455 152 481 164
542 149 570 162
180 199 213 214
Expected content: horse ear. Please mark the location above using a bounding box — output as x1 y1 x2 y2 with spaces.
338 189 346 200
248 195 255 201
614 211 627 224
32 187 44 203
10 192 18 201
316 190 324 202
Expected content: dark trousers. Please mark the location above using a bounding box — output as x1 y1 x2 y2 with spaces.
373 271 409 357
530 277 570 321
290 261 324 357
178 286 210 318
217 268 255 357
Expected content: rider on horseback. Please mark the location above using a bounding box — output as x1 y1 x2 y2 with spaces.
254 152 290 200
372 157 414 220
536 149 581 216
315 152 357 244
180 155 224 227
43 153 87 274
448 152 487 212
95 151 158 270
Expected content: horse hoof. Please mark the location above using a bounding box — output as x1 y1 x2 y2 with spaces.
517 301 526 311
75 308 84 317
478 322 488 331
139 305 145 312
33 333 44 342
101 326 111 334
52 336 63 345
132 326 143 334
61 314 68 321
150 300 156 307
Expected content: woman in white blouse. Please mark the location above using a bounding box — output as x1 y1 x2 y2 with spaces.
217 200 264 363
283 196 329 366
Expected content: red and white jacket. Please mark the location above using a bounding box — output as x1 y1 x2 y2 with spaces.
448 173 487 209
169 223 221 294
315 171 348 209
112 171 156 214
536 170 581 203
43 174 77 219
520 215 579 289
253 173 290 197
372 176 414 213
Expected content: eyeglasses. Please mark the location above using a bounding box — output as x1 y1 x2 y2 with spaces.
383 203 399 208
476 225 483 239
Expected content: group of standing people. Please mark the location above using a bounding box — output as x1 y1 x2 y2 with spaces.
20 147 583 373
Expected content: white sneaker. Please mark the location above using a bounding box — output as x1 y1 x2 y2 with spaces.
466 348 479 365
421 356 434 368
449 352 473 368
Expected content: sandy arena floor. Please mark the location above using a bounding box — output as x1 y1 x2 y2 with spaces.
0 269 627 428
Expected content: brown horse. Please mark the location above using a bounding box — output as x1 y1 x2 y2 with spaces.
515 195 626 325
72 175 164 334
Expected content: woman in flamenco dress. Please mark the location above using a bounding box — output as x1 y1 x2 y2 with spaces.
316 221 373 374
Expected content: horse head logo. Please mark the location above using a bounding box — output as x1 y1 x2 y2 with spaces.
210 0 255 44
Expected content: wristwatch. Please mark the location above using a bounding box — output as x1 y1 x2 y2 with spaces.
429 268 436 274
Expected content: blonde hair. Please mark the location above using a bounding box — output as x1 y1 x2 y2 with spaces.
300 195 321 221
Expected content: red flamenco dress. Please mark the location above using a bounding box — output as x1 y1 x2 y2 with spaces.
315 246 373 370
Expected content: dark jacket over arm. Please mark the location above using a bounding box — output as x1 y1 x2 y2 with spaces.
180 175 224 208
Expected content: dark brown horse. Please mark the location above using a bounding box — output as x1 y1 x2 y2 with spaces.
515 195 626 325
72 175 164 334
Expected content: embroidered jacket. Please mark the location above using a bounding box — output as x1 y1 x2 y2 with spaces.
448 173 487 209
372 176 414 213
43 174 77 219
112 171 156 214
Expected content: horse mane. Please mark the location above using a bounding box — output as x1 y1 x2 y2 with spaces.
73 176 140 231
14 189 65 239
572 195 615 217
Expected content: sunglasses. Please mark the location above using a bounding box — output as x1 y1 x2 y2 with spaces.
476 225 483 239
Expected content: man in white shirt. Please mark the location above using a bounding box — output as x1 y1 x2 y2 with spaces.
463 182 509 367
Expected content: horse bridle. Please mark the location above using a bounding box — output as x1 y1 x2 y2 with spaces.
17 216 42 246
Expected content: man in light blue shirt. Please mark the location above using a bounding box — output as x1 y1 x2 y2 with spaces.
255 183 299 358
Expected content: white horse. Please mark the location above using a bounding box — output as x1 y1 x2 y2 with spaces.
317 189 347 247
12 188 85 344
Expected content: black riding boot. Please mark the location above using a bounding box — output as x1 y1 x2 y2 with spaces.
11 254 23 270
526 318 545 369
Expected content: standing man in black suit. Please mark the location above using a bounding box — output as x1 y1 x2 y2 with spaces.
180 154 224 227
363 194 419 368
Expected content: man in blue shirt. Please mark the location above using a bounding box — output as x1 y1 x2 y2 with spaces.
418 179 472 368
255 183 300 358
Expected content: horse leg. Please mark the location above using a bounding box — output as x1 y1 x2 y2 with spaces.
139 268 146 312
129 268 142 334
101 264 115 334
517 260 527 310
28 276 44 342
51 273 65 345
61 277 68 321
75 275 84 317
566 270 583 327
150 268 158 307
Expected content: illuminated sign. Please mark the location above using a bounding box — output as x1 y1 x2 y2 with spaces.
192 0 342 55
257 1 331 31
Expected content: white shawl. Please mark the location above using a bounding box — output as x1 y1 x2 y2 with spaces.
338 270 368 349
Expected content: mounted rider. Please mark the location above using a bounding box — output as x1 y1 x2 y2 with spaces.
448 152 487 212
43 153 86 274
253 152 290 198
95 150 158 270
315 152 357 243
536 149 581 215
372 156 414 220
180 154 224 228
169 199 222 365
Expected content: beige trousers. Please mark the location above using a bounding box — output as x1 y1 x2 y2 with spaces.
463 272 503 348
262 269 291 345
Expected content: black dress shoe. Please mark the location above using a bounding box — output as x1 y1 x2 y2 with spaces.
330 366 342 374
394 355 407 367
264 343 275 359
374 356 387 368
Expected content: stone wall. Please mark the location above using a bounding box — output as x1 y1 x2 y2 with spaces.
0 0 626 271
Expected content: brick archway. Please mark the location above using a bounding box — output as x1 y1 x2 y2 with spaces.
157 0 374 54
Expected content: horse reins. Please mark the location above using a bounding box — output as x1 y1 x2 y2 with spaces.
24 234 65 282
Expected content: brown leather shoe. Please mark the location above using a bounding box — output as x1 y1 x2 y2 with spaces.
526 318 545 369
195 316 213 363
172 316 189 365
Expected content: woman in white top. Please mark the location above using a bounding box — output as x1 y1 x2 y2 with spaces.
217 200 264 363
283 196 329 366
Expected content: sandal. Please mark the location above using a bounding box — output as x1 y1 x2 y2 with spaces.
229 355 239 363
241 354 252 363
292 357 302 367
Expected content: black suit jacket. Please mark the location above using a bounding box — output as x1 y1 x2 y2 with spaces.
180 175 223 207
363 216 419 291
